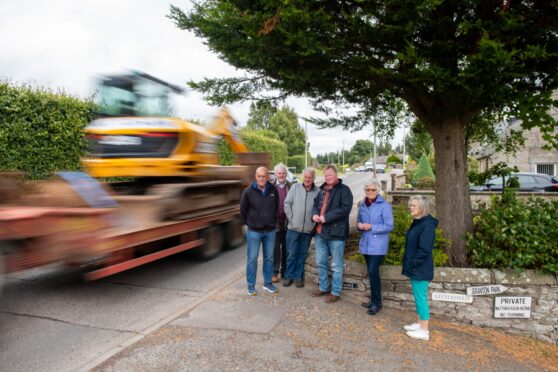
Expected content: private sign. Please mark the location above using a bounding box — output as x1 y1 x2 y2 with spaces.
466 285 508 296
494 297 532 319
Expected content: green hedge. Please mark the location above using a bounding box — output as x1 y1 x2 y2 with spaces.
467 191 558 274
218 129 288 166
0 82 95 178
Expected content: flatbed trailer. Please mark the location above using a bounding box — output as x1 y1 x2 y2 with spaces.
0 203 244 286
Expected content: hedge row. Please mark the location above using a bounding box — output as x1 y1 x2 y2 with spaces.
218 129 288 166
0 82 95 178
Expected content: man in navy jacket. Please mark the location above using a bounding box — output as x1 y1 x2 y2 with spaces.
311 165 353 303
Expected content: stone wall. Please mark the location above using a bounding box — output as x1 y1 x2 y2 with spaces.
305 247 558 344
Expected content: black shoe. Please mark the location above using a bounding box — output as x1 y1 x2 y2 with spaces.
367 304 382 315
283 279 293 287
361 301 373 308
295 279 304 288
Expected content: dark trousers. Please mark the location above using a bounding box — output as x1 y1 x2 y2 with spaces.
273 226 287 276
364 254 385 307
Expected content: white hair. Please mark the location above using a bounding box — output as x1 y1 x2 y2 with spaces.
303 167 316 180
274 162 288 173
408 195 431 217
364 179 381 190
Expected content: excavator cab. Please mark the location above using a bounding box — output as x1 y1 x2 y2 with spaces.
95 71 184 117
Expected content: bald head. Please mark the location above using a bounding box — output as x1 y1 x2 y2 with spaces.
255 167 269 189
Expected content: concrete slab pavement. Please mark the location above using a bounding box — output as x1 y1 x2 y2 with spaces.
94 273 558 371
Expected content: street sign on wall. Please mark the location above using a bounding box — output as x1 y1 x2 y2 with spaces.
467 285 508 296
432 292 473 303
494 297 532 319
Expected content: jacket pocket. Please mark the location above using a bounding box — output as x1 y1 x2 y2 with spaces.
330 222 345 237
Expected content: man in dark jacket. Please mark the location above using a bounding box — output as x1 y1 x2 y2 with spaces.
311 165 353 303
240 167 279 296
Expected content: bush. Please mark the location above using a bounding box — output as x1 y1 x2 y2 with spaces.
467 191 558 274
0 82 96 178
347 204 449 267
412 154 435 185
387 153 402 164
218 129 288 166
287 155 305 173
416 176 435 189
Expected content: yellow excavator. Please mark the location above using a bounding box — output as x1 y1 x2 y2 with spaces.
82 71 266 220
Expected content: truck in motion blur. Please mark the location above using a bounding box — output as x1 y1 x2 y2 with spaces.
0 71 267 290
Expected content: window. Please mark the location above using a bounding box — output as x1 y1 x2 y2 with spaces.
536 164 555 176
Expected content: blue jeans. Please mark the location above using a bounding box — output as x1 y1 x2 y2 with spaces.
315 235 345 296
284 229 312 280
246 229 275 288
364 254 384 307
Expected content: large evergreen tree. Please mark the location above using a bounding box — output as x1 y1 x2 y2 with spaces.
170 1 558 265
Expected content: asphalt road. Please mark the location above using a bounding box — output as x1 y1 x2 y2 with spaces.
0 172 378 372
0 244 247 371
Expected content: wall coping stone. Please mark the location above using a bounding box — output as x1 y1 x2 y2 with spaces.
492 269 557 286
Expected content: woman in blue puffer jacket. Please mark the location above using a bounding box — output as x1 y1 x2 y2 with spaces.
357 179 393 316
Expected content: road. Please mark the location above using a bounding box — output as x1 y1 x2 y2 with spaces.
0 245 247 371
0 172 376 371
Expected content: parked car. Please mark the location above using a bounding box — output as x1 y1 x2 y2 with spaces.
470 172 558 192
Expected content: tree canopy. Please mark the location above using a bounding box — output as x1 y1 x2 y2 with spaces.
170 1 558 265
246 104 306 156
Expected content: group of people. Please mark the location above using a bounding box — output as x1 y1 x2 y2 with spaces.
239 163 437 341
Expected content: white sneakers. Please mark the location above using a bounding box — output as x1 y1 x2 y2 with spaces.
403 323 421 331
406 328 429 341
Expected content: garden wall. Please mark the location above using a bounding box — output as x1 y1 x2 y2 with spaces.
305 247 558 344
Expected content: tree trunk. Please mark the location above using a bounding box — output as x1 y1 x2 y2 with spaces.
429 118 473 267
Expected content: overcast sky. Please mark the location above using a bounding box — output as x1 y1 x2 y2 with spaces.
0 0 405 157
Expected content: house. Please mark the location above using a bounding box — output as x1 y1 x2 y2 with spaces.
471 96 558 176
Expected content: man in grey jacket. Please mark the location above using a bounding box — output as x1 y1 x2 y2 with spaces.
283 168 320 288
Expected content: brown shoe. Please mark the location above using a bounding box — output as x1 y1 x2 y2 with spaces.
272 275 279 283
325 294 340 303
311 289 329 297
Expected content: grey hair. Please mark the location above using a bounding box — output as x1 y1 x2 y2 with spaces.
303 167 316 180
408 195 431 217
274 162 288 173
364 179 382 190
324 164 338 174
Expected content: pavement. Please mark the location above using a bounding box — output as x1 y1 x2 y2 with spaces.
93 271 558 371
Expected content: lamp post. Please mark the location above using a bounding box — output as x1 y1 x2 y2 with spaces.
304 119 308 169
342 139 345 174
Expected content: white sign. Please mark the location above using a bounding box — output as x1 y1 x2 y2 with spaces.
432 292 473 303
467 285 508 296
494 297 532 319
98 135 142 146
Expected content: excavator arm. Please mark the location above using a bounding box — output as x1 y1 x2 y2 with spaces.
208 108 248 153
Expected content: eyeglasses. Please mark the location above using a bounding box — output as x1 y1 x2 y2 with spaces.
365 188 378 192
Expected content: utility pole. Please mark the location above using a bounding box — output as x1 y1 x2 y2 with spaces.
342 139 345 174
372 119 377 177
304 119 308 169
402 121 406 171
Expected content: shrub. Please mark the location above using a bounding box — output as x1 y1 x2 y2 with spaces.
0 82 96 178
467 191 558 274
412 154 435 185
287 155 305 173
416 176 435 189
218 129 288 166
387 153 402 164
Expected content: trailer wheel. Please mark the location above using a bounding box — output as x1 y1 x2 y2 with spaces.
196 225 224 260
224 219 245 250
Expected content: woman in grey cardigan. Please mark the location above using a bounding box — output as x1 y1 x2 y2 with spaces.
283 168 320 288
